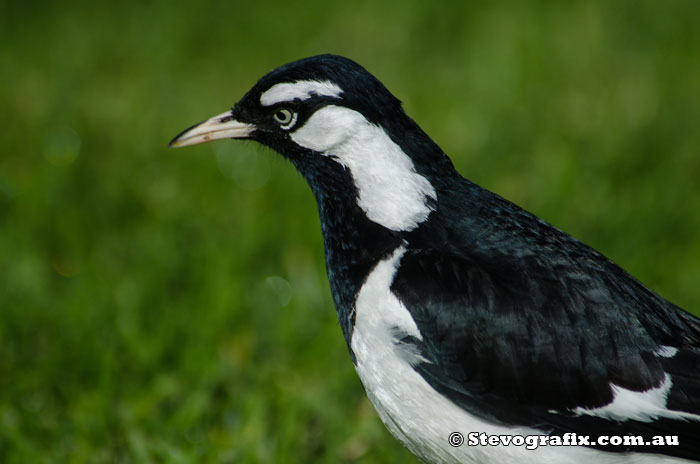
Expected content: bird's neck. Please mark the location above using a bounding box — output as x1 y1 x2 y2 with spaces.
292 155 404 352
285 115 460 352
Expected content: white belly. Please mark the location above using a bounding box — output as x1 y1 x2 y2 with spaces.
349 246 690 464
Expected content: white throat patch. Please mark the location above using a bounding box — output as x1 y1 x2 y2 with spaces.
260 80 343 107
290 105 437 232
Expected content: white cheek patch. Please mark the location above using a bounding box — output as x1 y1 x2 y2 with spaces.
291 106 437 232
260 80 343 107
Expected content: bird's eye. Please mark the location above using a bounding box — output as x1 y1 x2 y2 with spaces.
273 108 297 129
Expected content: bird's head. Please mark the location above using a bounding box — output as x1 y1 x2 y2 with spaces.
171 54 455 232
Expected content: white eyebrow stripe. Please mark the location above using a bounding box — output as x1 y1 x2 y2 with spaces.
260 80 343 106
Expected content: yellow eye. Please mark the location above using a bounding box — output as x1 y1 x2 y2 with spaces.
273 109 296 127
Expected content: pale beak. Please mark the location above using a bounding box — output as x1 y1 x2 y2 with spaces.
169 110 256 148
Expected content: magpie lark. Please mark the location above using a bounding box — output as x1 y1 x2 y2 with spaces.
170 55 700 463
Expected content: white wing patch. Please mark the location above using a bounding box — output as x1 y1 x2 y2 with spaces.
572 374 700 422
260 80 343 106
353 246 422 341
656 346 679 358
291 105 436 232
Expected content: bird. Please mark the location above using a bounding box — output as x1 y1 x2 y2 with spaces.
170 54 700 464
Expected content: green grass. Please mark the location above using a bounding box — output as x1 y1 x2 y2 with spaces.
1 0 699 462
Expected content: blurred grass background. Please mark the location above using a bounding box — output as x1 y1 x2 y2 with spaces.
1 0 700 462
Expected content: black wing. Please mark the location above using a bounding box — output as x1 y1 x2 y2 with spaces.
394 189 700 460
